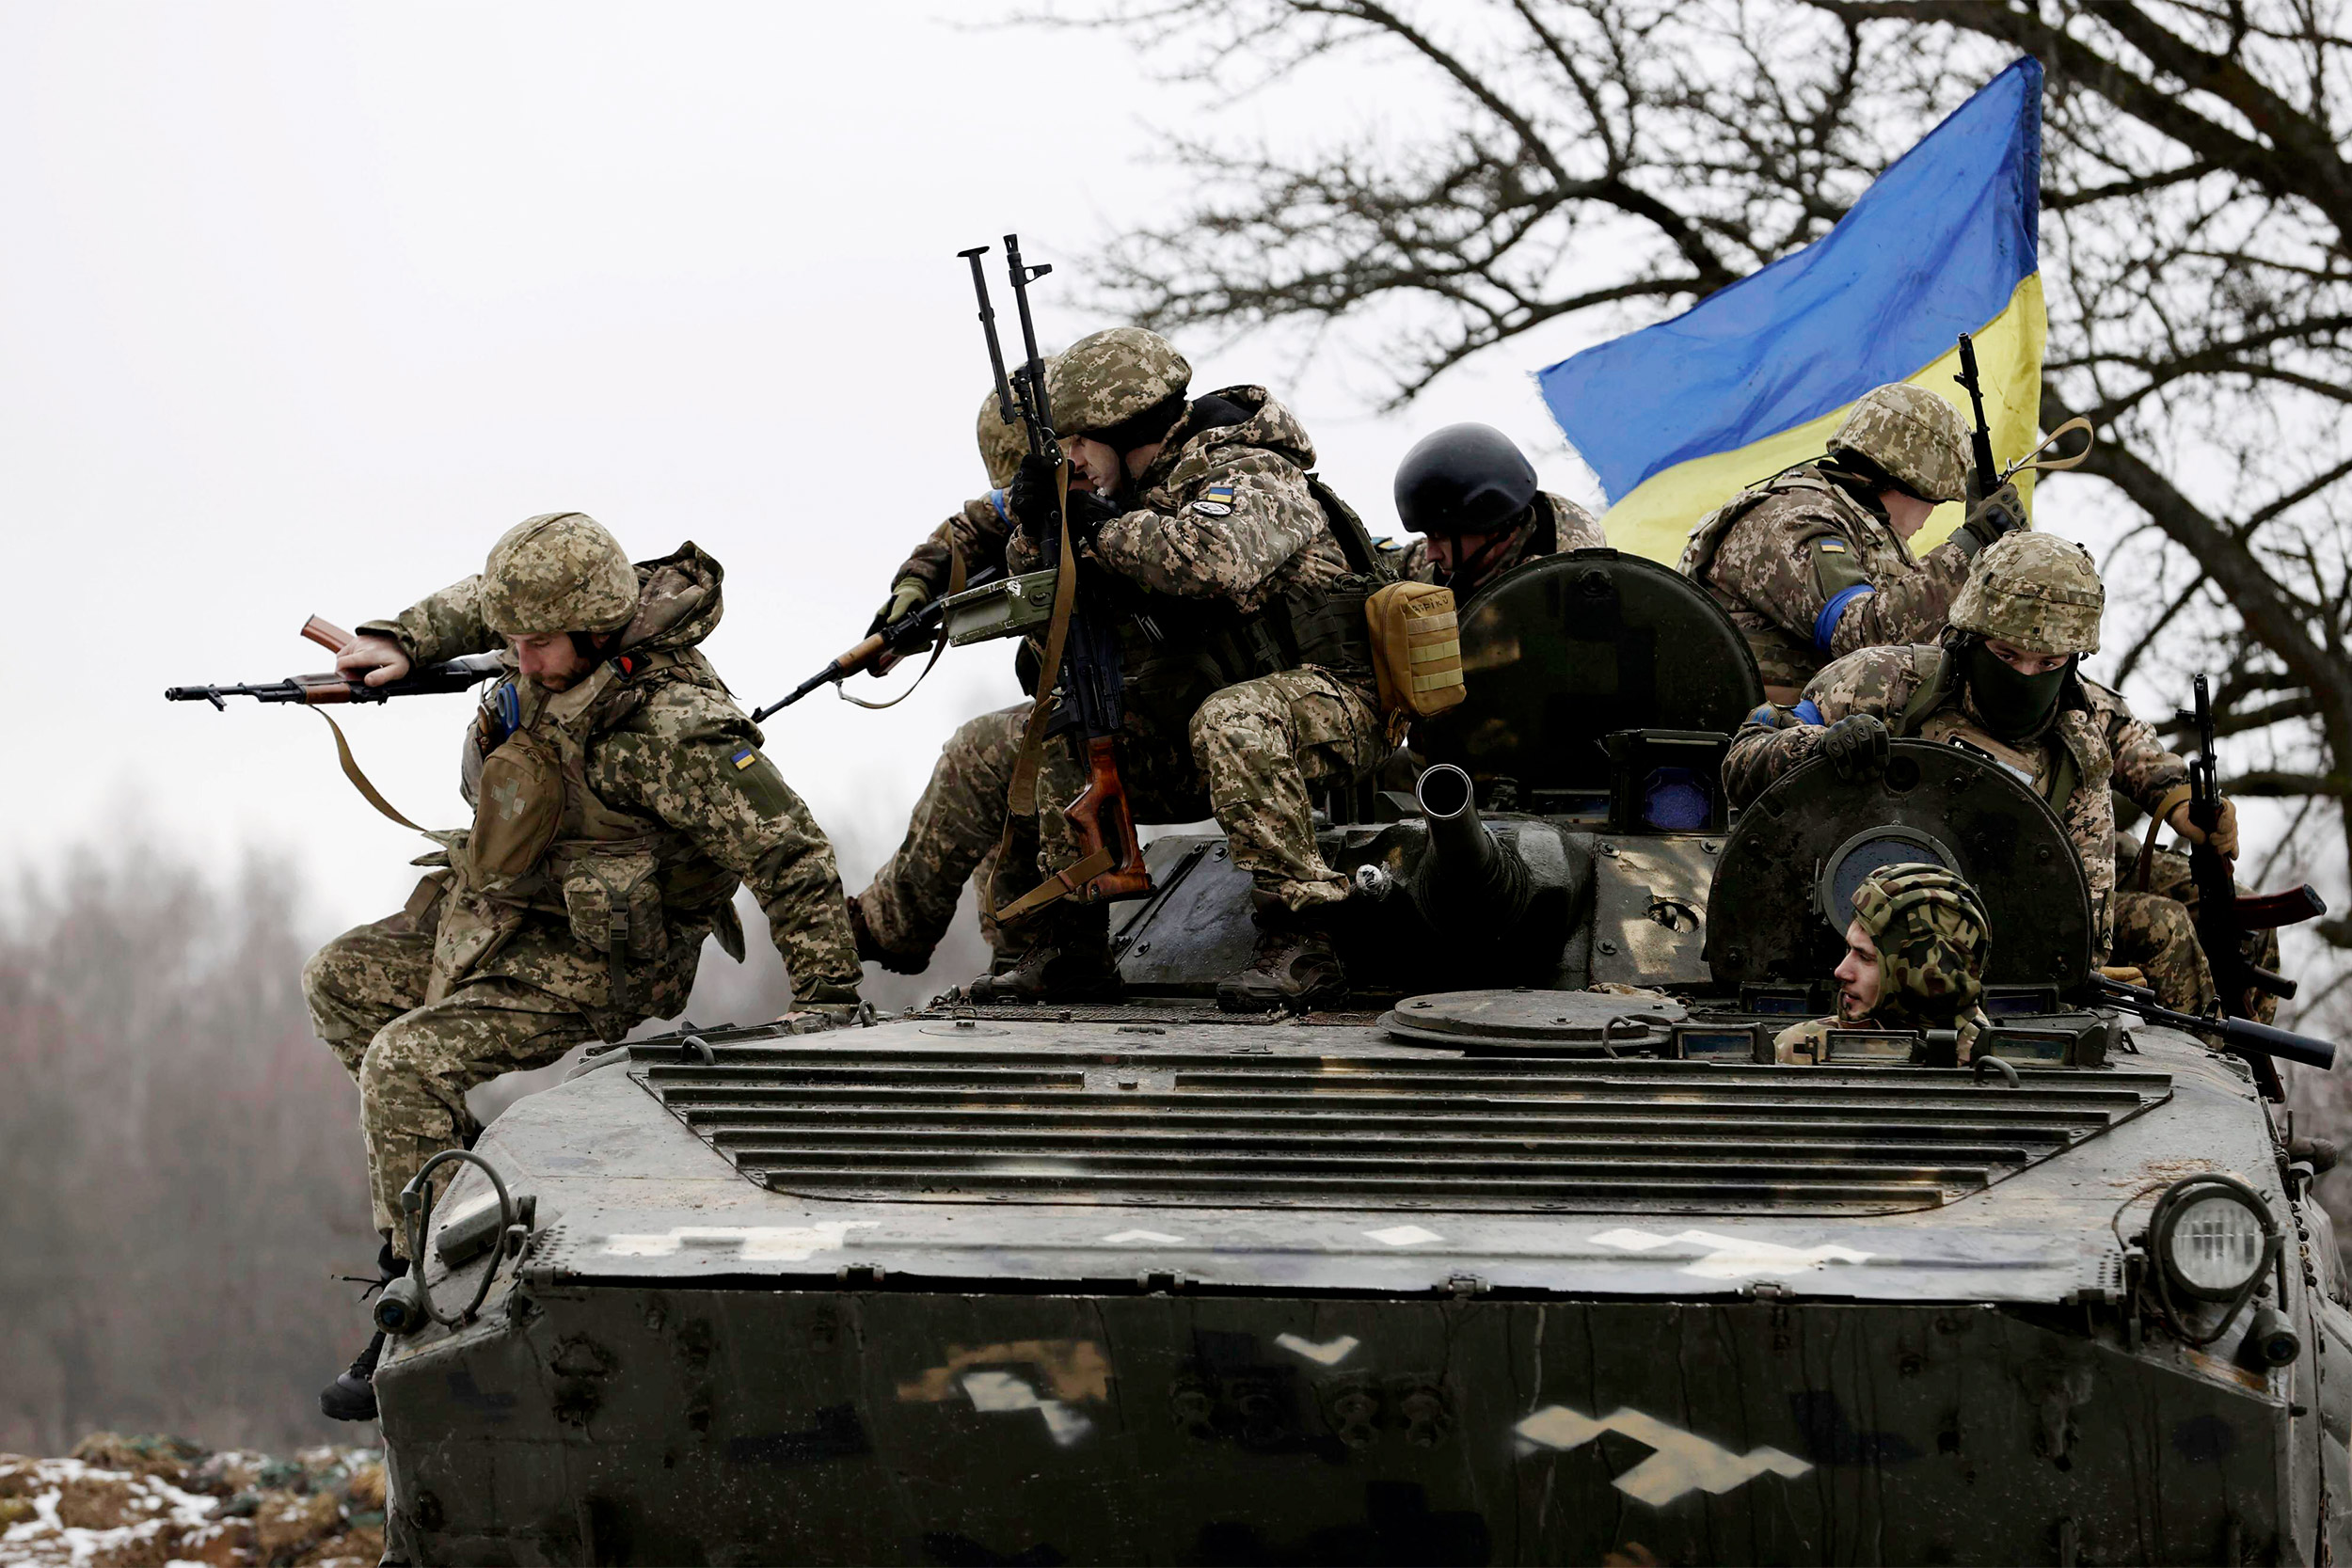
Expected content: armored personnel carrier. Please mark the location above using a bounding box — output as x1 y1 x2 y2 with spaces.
372 551 2348 1566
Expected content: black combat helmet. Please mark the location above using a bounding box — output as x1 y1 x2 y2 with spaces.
1394 422 1539 536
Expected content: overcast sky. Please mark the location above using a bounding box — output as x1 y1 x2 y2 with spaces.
1 1 1613 945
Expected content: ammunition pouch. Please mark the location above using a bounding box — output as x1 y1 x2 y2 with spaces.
559 847 669 1013
1365 578 1466 725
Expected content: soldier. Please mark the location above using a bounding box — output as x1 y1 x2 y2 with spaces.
1775 863 1994 1062
996 326 1389 1012
1724 532 2238 1011
304 513 865 1421
847 390 1040 981
1391 422 1605 593
2113 826 2277 1022
1681 384 2029 702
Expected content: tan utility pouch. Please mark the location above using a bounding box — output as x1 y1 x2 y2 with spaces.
1365 580 1466 721
467 731 564 891
563 848 668 968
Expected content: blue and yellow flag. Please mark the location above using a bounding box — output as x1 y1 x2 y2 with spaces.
1538 57 2045 563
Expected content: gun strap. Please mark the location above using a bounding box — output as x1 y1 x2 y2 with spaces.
993 847 1117 925
982 467 1083 925
310 707 427 832
2137 783 2194 894
834 538 969 712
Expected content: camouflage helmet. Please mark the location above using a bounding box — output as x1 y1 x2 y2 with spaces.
480 513 640 639
977 377 1038 491
1947 531 2104 655
1047 327 1191 438
1826 384 1970 504
1851 862 1991 1027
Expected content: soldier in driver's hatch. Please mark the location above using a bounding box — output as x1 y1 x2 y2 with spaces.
1724 532 2236 1012
1391 422 1605 593
302 513 865 1422
1681 384 2029 703
997 326 1388 1013
1775 862 1994 1063
847 388 1041 980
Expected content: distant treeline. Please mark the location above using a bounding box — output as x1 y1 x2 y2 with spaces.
0 835 979 1454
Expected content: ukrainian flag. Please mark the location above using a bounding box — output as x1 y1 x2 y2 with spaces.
1538 57 2045 563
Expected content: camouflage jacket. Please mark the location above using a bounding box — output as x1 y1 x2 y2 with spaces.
1724 643 2190 958
1006 386 1352 616
1680 463 1975 698
1394 493 1608 592
358 544 863 999
894 491 1012 599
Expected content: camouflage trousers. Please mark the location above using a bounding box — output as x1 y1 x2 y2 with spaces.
2111 890 2218 1016
857 704 1039 964
1037 667 1386 912
302 879 694 1255
2120 842 2282 1022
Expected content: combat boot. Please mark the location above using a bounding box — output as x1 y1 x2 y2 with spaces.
321 1242 406 1423
964 903 1121 1004
847 893 927 976
1216 895 1348 1014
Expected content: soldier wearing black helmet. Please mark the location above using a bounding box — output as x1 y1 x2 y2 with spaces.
1391 422 1605 594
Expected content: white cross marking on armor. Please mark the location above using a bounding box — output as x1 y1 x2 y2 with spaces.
602 1221 874 1261
961 1371 1093 1446
1515 1404 1812 1505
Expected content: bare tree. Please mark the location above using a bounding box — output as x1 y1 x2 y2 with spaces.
1057 0 2352 940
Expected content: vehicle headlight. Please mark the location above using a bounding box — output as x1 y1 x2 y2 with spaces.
2154 1180 2273 1300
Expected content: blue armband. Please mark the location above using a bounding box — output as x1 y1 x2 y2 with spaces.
1792 699 1825 727
988 487 1009 525
1814 583 1874 652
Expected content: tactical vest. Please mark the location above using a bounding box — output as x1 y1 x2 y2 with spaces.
1888 648 2118 956
1682 467 1918 698
427 650 744 1009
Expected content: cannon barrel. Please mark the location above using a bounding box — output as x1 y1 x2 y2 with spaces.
1412 764 1535 927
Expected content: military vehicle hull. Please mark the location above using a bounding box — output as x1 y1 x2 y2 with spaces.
377 1018 2346 1566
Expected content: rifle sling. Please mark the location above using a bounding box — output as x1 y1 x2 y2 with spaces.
310 706 428 832
835 539 969 712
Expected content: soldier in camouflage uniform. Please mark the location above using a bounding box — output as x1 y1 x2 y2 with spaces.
304 513 865 1421
993 326 1389 1012
1724 533 2239 1010
847 389 1040 975
1388 422 1605 594
2113 827 2275 1021
1775 863 1994 1062
1681 384 2029 702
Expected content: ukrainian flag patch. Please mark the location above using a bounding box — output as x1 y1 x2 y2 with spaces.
731 747 758 770
1193 483 1238 516
1819 538 1849 554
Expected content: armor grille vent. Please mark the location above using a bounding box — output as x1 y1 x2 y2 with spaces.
628 1037 2170 1213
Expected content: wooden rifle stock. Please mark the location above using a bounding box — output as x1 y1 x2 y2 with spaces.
1063 736 1151 900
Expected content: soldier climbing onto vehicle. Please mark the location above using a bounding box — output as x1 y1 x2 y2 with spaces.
846 387 1043 980
1724 531 2236 1013
988 325 1391 1012
302 513 865 1422
1775 863 1995 1064
1681 384 2029 702
1391 422 1605 594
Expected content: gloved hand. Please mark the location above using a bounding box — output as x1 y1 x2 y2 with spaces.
1817 712 1889 782
866 578 933 675
1005 452 1063 538
2168 794 2240 859
866 578 930 638
1064 486 1122 547
1957 482 2026 553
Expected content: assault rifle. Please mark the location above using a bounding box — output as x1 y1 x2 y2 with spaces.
753 567 1004 722
2182 675 2323 1017
964 233 1149 904
1952 332 2001 500
166 618 504 709
2094 974 2336 1072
